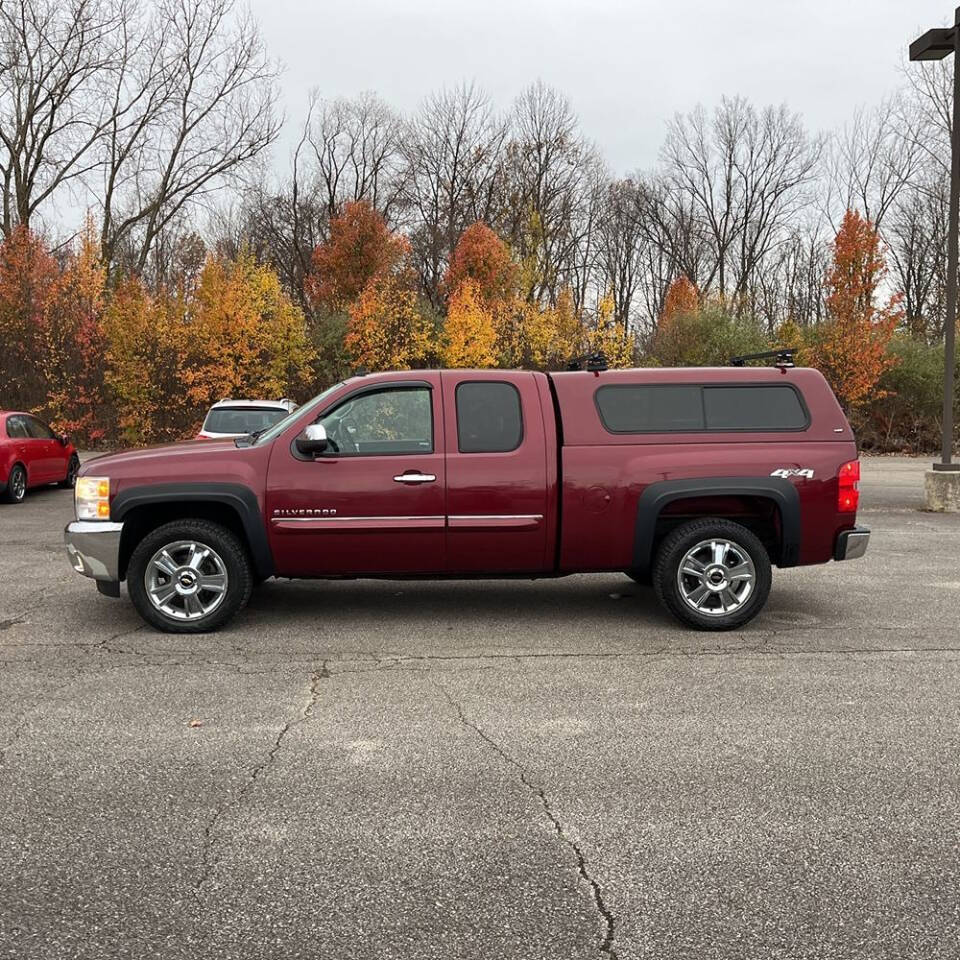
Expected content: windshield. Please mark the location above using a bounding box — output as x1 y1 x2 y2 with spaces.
203 406 289 435
250 383 345 445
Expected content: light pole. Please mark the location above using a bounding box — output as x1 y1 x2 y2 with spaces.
912 13 960 489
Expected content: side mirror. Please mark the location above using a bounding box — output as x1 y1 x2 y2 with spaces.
59 434 70 447
295 423 329 457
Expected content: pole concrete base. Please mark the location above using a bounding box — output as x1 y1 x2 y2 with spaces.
924 468 960 512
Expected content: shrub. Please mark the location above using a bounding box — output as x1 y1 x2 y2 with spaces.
859 337 960 453
651 302 770 367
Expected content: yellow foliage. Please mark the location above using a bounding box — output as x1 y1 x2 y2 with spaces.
443 280 497 368
104 251 315 444
346 274 437 371
494 288 582 370
585 293 634 368
104 280 183 445
181 252 316 411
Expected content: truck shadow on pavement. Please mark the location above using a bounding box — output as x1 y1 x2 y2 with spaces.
234 575 841 644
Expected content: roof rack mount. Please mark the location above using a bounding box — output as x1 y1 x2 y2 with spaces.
729 348 796 368
567 351 609 372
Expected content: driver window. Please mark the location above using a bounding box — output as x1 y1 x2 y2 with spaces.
318 387 433 456
25 416 55 440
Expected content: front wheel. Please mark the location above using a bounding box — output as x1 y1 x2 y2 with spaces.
653 519 771 631
127 520 253 633
59 454 80 489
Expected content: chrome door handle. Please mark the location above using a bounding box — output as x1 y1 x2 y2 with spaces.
393 472 436 484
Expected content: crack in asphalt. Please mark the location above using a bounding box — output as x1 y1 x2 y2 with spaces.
433 681 619 959
194 662 329 900
95 624 147 655
0 617 24 632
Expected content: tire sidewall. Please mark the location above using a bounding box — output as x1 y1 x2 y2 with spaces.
63 455 80 489
5 465 26 504
127 520 252 633
653 519 772 631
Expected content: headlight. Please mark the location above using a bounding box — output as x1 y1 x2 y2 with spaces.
75 476 111 520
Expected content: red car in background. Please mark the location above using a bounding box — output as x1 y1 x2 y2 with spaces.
1 411 79 504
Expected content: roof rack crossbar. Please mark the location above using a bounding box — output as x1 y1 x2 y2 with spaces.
729 347 797 368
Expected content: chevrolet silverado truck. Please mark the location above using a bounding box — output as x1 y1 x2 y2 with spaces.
64 359 869 633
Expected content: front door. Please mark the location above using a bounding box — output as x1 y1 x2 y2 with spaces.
24 416 65 482
266 378 446 576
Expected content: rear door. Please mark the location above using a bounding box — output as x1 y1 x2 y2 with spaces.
442 371 549 573
266 377 446 576
4 415 31 481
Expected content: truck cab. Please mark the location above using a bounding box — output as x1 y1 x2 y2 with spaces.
64 362 868 634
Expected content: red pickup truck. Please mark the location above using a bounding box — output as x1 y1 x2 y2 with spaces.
64 362 868 633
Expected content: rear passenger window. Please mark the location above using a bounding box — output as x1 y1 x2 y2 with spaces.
5 416 28 439
456 381 523 453
704 386 808 430
595 385 704 432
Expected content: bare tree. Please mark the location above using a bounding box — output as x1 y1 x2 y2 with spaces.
825 98 919 230
0 0 122 236
502 82 600 306
98 0 281 274
306 90 406 225
661 97 822 305
887 172 948 341
403 82 508 304
752 222 829 332
900 57 951 177
595 177 650 332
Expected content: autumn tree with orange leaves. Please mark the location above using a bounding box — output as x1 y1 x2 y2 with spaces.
443 222 517 304
809 209 901 411
41 218 109 442
0 226 60 411
442 224 515 368
306 201 409 312
659 275 699 329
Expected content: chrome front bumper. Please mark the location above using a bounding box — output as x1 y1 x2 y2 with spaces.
64 521 123 582
835 525 870 561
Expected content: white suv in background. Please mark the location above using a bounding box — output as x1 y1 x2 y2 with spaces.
196 399 297 440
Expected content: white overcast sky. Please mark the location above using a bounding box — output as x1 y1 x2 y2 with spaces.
249 0 953 174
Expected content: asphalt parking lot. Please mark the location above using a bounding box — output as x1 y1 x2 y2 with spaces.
2 456 959 960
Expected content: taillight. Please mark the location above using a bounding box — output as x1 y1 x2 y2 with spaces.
838 460 860 512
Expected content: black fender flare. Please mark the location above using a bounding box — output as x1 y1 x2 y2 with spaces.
632 476 801 578
111 482 274 579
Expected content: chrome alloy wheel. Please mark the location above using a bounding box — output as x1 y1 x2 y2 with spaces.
676 538 755 617
144 540 228 622
10 467 26 501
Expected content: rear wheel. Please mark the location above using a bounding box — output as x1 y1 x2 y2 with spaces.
127 520 253 633
2 464 27 504
653 518 771 631
59 454 80 489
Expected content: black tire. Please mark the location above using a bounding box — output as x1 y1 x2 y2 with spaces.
59 454 80 489
127 519 253 634
652 518 771 631
2 464 27 504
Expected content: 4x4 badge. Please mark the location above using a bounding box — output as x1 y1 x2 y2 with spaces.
771 468 814 479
